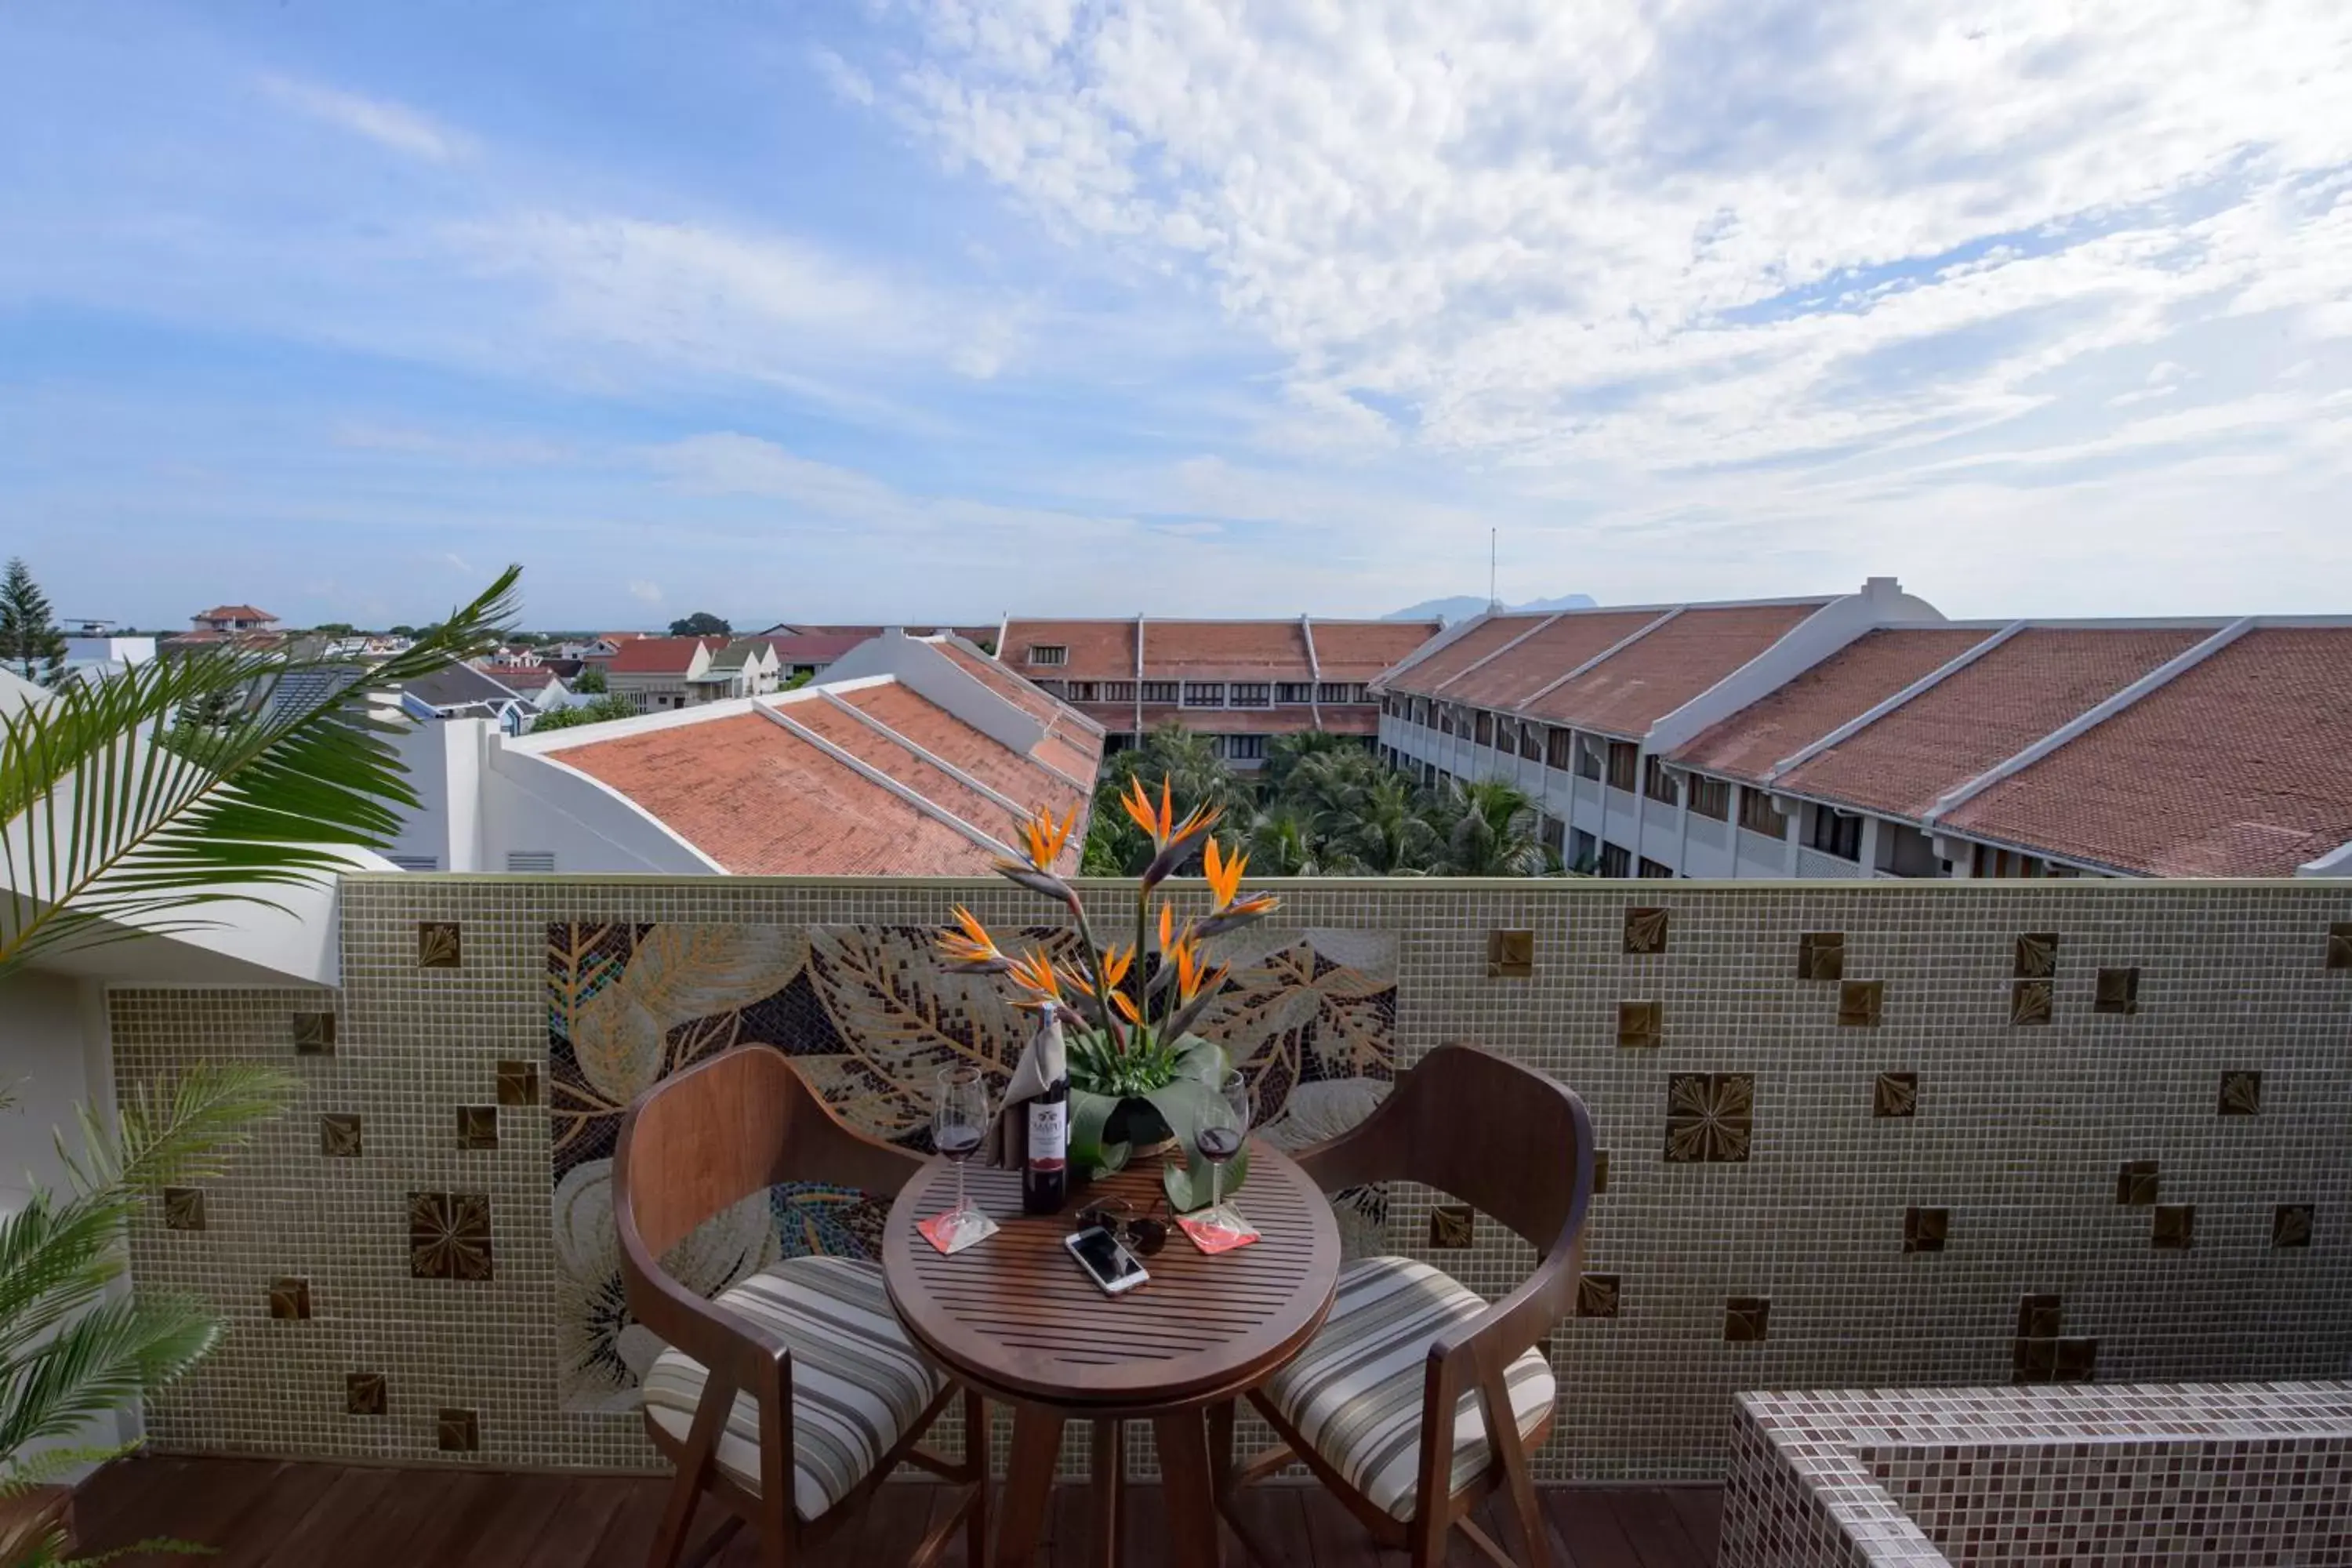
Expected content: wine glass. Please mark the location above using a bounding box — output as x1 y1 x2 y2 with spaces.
932 1065 992 1250
1194 1069 1254 1240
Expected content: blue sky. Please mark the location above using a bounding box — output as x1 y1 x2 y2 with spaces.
2 2 2348 632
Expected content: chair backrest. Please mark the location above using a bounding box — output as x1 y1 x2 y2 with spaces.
613 1045 920 1265
1295 1041 1593 1258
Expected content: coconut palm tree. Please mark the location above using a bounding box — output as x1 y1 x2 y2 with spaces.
1429 776 1551 877
1243 803 1327 876
1260 729 1356 792
1341 771 1440 874
1084 724 1251 875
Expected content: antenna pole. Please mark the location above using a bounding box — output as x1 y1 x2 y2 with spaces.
1489 528 1498 609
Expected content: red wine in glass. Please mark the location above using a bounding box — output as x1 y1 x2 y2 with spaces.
937 1126 983 1161
1196 1126 1243 1162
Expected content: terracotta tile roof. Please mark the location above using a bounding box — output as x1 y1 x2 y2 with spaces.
939 641 1062 724
1123 707 1376 736
553 713 1000 876
485 665 561 691
1776 626 2210 822
1305 620 1445 679
1524 601 1829 736
1943 627 2352 877
1036 731 1103 782
607 636 724 674
1670 628 1998 782
1137 621 1312 679
1380 615 1549 696
829 684 1090 859
195 604 274 621
1001 619 1140 684
1439 610 1670 710
785 697 1029 852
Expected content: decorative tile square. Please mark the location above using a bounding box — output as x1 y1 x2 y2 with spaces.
2009 978 2053 1027
456 1105 499 1151
408 1191 494 1281
2014 933 2060 978
437 1408 480 1453
2115 1159 2159 1206
1796 931 1844 982
1872 1072 1918 1119
1837 979 1883 1028
2054 1337 2100 1383
318 1113 363 1159
346 1372 386 1417
495 1060 540 1107
1902 1207 1948 1254
1592 1149 1609 1195
1429 1203 1474 1249
1724 1297 1770 1342
292 1011 336 1056
1486 928 1534 978
2218 1070 2262 1116
2328 922 2352 970
2093 965 2140 1015
2013 1336 2060 1384
2017 1293 2063 1338
2274 1204 2314 1249
1622 907 1669 955
1664 1073 1753 1163
2153 1203 2196 1250
417 920 463 970
1577 1273 1621 1319
268 1276 311 1320
162 1187 206 1232
1616 999 1662 1050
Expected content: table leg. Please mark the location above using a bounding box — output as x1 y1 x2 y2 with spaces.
995 1407 1065 1568
1152 1412 1221 1568
1090 1419 1124 1568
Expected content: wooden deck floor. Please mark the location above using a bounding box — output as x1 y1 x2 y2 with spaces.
68 1455 1719 1567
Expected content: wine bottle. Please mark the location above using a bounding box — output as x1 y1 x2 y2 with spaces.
1022 1068 1070 1215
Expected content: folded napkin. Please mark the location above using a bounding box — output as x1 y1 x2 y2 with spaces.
985 1011 1068 1168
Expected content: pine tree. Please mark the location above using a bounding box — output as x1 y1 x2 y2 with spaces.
0 556 67 684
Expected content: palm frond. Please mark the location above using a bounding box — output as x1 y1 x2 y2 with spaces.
0 1294 220 1458
59 1062 299 1196
0 1192 134 1377
0 568 518 978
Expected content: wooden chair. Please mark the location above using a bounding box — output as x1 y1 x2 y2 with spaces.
1214 1041 1595 1568
613 1046 987 1568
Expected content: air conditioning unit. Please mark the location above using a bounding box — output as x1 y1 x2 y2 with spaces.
505 851 557 874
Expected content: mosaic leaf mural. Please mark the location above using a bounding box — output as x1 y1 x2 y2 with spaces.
546 921 1398 1412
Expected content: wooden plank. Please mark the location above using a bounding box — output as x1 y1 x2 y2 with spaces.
1299 1486 1407 1568
1606 1488 1708 1568
333 1466 483 1565
443 1471 572 1566
249 1463 406 1568
78 1456 290 1563
1662 1486 1722 1563
514 1475 642 1568
1544 1488 1646 1568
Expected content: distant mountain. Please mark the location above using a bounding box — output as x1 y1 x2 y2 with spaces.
1385 592 1598 626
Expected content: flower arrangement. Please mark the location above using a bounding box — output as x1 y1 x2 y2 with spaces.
937 776 1278 1209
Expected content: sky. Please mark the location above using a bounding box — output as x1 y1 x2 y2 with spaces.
2 2 2348 633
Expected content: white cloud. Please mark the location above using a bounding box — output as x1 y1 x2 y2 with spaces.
258 74 469 162
627 580 664 604
811 45 877 107
863 1 2352 477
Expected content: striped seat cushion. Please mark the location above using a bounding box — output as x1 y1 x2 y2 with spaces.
1262 1255 1557 1520
640 1256 944 1521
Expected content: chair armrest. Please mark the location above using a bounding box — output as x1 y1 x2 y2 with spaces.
620 1228 793 1385
1427 1225 1581 1372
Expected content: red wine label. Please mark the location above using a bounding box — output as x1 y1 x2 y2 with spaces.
1027 1100 1066 1171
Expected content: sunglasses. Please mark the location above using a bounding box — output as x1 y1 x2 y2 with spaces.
1075 1197 1170 1257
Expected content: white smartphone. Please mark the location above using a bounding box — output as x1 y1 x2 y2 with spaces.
1065 1225 1150 1294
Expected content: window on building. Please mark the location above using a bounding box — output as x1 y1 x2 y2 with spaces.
1740 786 1789 838
1102 681 1137 702
1313 682 1351 704
1033 679 1067 697
1226 734 1267 761
1229 683 1272 708
1140 681 1178 704
1687 775 1731 821
1972 844 2048 879
1570 829 1597 870
1062 681 1098 702
1539 814 1566 854
1181 682 1226 707
1277 682 1313 704
1414 698 1432 728
1576 737 1604 781
1606 740 1639 792
506 851 557 874
1642 755 1680 807
1598 841 1632 878
1474 710 1494 746
1520 723 1544 762
1439 706 1455 736
1026 644 1068 666
1546 728 1573 770
1105 732 1135 753
1494 717 1516 753
1809 807 1864 861
1639 856 1675 879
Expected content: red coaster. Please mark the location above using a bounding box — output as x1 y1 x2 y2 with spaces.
918 1208 998 1256
1178 1212 1260 1254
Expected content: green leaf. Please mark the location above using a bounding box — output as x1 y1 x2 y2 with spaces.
1068 1087 1127 1177
1167 1036 1229 1087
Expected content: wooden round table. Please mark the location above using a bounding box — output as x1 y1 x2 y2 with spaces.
882 1145 1341 1568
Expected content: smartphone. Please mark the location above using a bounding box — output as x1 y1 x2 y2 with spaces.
1065 1225 1150 1294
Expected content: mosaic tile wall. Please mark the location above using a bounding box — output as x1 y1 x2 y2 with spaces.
1721 1381 2352 1565
113 877 2352 1481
